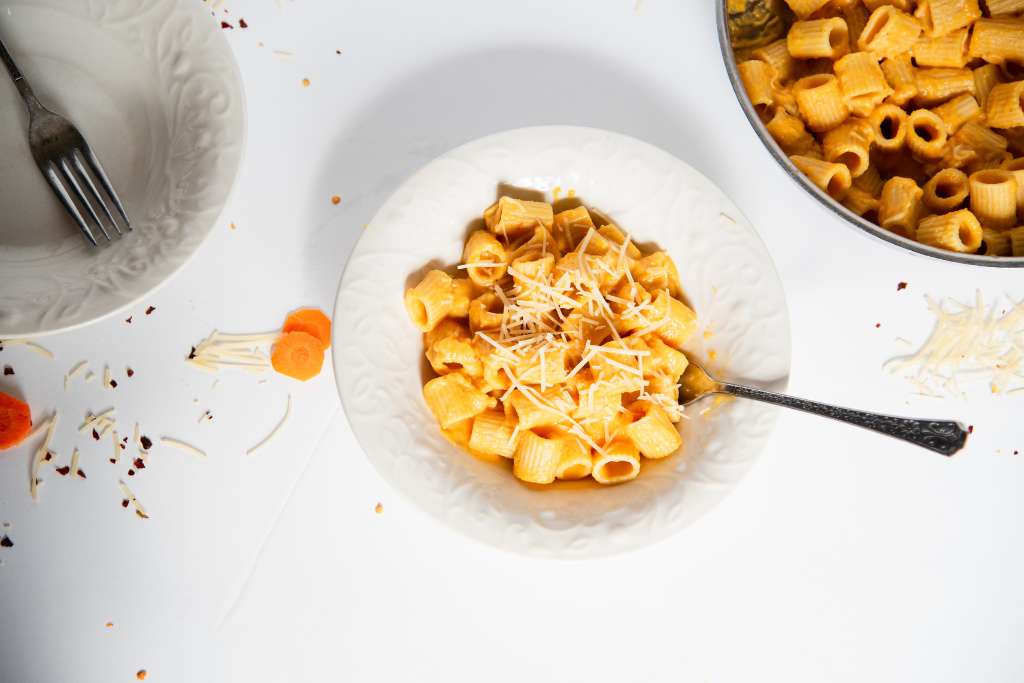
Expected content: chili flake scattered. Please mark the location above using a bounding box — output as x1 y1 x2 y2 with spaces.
56 466 70 476
968 425 974 434
93 429 100 441
126 316 133 324
897 282 907 291
221 21 233 29
140 436 153 450
239 18 248 28
0 536 12 548
109 379 118 389
133 458 146 470
127 469 135 477
874 323 881 329
77 469 87 480
145 306 156 315
127 368 135 378
121 499 129 508
3 365 13 375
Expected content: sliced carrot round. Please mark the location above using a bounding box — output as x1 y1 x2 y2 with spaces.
272 331 325 381
0 392 32 450
282 308 332 350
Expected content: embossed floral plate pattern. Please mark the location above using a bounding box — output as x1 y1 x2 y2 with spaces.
0 0 245 336
333 126 791 558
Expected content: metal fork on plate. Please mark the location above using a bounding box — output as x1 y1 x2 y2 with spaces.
0 36 130 246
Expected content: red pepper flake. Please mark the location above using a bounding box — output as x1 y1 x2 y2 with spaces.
968 425 974 434
77 469 86 480
125 316 133 324
127 469 135 477
140 436 153 450
335 49 342 54
220 21 233 29
133 458 146 470
137 671 148 681
239 18 248 28
1014 450 1019 455
110 458 117 465
56 466 70 476
897 282 907 291
874 323 881 329
126 368 135 378
188 346 197 360
109 379 118 389
3 365 14 375
121 499 129 508
92 429 100 441
145 306 156 315
0 536 12 548
331 195 341 205
43 452 53 462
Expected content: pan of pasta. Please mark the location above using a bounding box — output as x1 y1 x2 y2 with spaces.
333 126 791 557
719 0 1024 265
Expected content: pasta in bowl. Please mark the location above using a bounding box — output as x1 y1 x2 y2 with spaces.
333 126 791 557
719 0 1024 265
405 197 696 486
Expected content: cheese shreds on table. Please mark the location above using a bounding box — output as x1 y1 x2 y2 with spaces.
187 330 277 373
70 448 81 479
30 416 58 501
0 339 54 359
160 437 206 458
118 480 149 519
65 361 88 392
247 394 292 455
79 408 115 433
885 293 1024 397
111 430 121 464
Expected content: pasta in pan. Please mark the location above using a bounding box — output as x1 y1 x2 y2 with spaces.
405 197 695 486
735 1 1024 256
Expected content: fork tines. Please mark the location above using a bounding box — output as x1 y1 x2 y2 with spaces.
42 146 131 246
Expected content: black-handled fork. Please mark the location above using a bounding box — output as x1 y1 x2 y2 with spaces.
0 35 130 245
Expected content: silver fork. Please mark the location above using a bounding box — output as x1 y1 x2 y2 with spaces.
0 36 130 246
681 358 969 456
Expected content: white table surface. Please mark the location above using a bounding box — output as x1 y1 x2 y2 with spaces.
1 1 1022 681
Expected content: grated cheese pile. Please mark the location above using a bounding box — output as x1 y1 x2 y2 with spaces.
886 292 1024 397
186 331 277 373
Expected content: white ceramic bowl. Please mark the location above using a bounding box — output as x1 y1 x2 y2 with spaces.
333 126 791 558
0 0 246 337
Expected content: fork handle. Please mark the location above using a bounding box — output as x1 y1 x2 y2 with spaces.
0 36 42 113
721 382 969 456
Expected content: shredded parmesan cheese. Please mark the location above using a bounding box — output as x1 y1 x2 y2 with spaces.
187 330 276 373
118 480 149 519
70 449 81 479
161 437 206 458
247 394 292 455
30 416 58 501
885 293 1024 397
0 339 54 359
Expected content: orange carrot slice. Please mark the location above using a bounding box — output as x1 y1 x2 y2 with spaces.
271 331 325 381
0 392 32 450
282 308 332 350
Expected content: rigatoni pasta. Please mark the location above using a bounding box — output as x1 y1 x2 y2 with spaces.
407 197 699 486
732 1 1024 256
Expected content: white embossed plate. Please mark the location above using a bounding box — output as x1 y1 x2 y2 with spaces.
0 0 245 337
333 126 791 558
